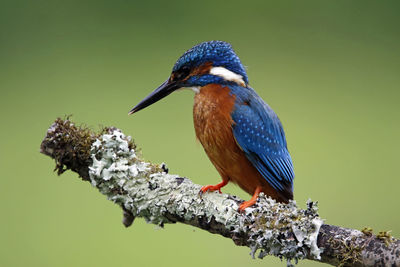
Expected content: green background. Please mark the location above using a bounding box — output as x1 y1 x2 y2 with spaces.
1 1 399 266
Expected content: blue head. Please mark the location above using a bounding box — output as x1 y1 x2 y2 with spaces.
129 41 248 114
172 41 248 86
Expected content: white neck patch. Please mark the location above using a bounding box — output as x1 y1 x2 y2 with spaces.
209 66 245 86
178 86 200 94
190 86 200 93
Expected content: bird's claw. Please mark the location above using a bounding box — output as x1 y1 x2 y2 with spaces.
237 198 258 213
238 203 248 213
199 185 222 198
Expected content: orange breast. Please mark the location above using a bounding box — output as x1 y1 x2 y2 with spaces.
193 84 284 201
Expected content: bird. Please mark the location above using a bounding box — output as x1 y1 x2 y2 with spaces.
129 41 294 211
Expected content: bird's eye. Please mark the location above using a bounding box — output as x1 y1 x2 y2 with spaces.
174 66 191 81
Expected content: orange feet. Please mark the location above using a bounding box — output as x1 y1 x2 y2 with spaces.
238 186 262 212
200 180 228 195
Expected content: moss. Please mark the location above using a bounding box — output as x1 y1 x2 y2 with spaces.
377 231 393 247
361 227 373 236
361 227 395 247
326 236 363 267
40 117 120 180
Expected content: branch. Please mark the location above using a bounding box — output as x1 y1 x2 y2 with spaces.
40 118 400 267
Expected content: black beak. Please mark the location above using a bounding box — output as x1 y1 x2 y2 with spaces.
128 78 180 115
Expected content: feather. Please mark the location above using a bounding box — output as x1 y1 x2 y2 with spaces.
230 85 294 198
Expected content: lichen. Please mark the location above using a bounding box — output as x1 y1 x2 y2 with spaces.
87 129 323 266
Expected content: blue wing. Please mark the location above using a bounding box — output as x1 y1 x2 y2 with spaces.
230 86 294 198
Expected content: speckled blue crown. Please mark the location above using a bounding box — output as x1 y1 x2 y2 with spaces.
173 41 248 83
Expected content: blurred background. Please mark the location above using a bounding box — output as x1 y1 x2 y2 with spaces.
1 0 399 266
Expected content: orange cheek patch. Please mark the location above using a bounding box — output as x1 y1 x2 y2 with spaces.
189 62 213 77
175 62 213 83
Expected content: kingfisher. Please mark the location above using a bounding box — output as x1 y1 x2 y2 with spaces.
129 41 294 211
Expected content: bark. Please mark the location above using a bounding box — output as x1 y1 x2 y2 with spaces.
40 118 400 267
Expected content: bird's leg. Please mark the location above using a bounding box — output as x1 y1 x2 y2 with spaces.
200 180 228 195
238 186 262 212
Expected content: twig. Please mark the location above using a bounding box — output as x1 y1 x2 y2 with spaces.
40 118 400 267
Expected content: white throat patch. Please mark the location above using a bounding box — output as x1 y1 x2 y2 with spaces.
190 87 200 93
179 86 200 94
209 66 245 86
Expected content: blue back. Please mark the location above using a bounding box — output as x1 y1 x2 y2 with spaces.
230 84 294 195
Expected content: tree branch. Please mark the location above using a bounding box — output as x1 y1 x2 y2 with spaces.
40 118 400 267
